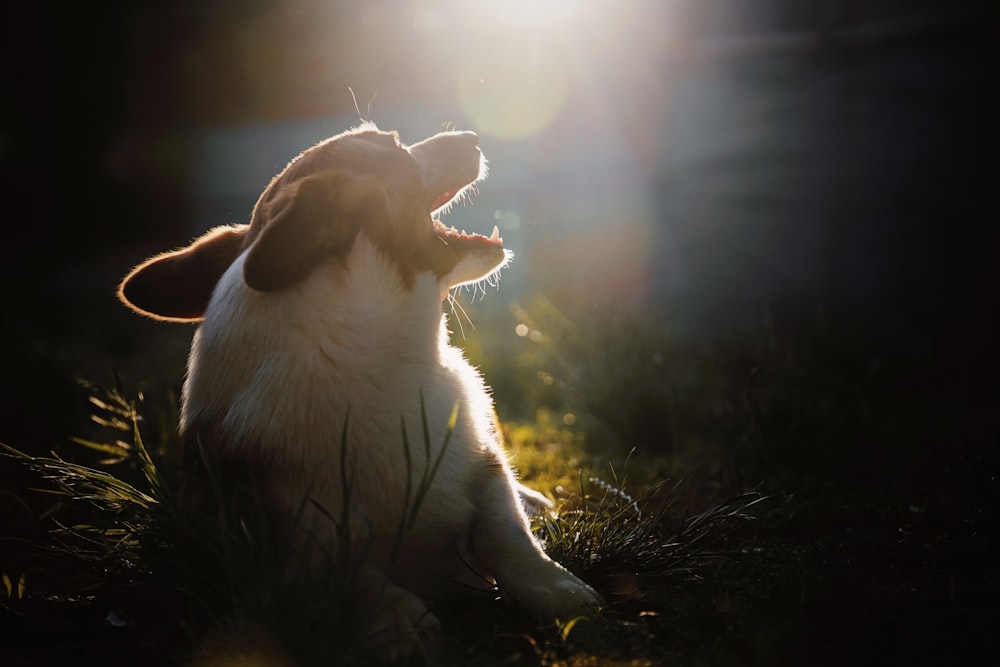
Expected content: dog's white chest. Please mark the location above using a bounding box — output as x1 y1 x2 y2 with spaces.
181 240 496 529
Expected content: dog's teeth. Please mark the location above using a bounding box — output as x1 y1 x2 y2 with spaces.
489 225 501 242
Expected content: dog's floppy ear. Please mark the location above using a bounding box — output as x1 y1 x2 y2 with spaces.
243 170 387 292
118 225 249 322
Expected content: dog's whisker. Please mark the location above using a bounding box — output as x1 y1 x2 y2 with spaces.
348 86 361 120
447 291 476 339
446 293 466 339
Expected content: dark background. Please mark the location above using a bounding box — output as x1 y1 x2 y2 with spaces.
2 0 996 451
1 1 998 661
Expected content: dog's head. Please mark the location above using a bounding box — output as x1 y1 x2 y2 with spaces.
118 124 508 321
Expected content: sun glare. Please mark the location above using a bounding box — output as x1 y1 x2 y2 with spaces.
457 52 569 140
468 0 586 29
453 0 599 139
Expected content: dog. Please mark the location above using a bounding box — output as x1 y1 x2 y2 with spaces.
118 123 600 658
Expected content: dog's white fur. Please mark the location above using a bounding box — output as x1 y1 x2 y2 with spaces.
119 124 599 658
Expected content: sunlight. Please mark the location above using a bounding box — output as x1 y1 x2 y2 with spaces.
453 0 600 139
457 52 569 140
466 0 587 29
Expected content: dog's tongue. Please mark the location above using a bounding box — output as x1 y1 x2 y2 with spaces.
432 189 457 211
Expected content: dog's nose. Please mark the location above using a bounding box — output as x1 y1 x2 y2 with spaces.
454 131 478 147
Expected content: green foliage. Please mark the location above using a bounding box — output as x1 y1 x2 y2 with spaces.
2 284 989 663
535 457 776 597
2 572 26 601
470 297 687 454
1 380 783 666
468 295 917 499
397 395 459 536
1 387 380 665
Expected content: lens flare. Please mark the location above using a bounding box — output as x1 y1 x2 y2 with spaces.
457 53 569 140
467 0 586 29
452 0 599 139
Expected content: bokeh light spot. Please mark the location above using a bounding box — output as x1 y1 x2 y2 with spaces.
458 53 569 139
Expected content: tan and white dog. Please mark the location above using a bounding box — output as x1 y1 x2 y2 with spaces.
118 123 599 656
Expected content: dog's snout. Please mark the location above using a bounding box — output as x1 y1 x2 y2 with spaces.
409 130 479 157
408 130 484 208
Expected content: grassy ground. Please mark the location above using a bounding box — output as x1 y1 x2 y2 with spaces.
1 300 996 666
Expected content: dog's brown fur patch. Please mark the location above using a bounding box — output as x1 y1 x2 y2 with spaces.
118 225 249 322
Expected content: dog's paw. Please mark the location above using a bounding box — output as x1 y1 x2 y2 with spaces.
362 576 440 663
516 482 554 516
503 560 602 619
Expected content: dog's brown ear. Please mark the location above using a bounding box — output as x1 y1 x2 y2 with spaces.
243 171 387 292
118 225 249 322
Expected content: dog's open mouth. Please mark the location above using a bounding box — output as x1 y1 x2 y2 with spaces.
430 189 503 248
432 218 502 246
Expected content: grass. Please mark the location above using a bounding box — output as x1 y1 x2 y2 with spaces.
1 299 996 665
0 379 778 666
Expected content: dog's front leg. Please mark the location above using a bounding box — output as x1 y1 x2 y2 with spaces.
516 481 555 515
470 460 602 618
